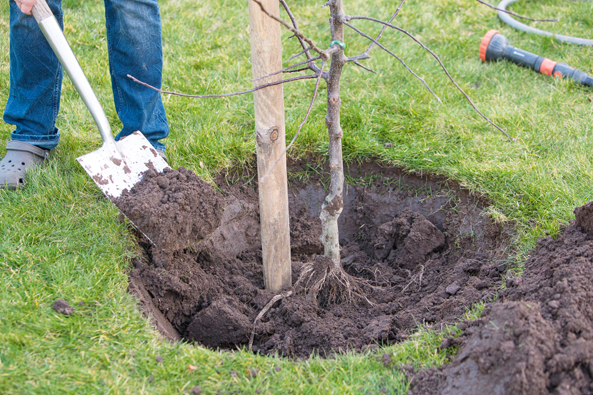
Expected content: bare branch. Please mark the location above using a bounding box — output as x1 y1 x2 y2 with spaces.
252 56 321 82
127 73 317 98
346 17 515 140
344 22 442 103
352 60 377 74
475 0 558 22
280 0 313 60
287 46 312 63
365 0 405 55
260 60 328 184
283 67 311 74
250 0 326 57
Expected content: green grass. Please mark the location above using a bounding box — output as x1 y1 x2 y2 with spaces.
1 0 592 393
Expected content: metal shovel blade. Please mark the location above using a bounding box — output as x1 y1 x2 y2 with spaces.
76 131 170 200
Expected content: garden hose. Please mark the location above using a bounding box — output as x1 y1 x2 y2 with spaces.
497 0 593 46
480 30 593 86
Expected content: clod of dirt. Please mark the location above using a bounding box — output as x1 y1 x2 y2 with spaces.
116 167 226 255
190 386 202 395
122 162 513 357
575 201 593 237
155 356 163 363
250 368 259 378
185 298 251 348
374 209 445 269
410 202 593 394
52 299 74 315
382 353 392 367
445 282 461 296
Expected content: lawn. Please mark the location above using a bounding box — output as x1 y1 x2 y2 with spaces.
1 0 592 393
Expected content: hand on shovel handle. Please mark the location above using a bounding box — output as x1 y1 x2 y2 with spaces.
15 0 37 15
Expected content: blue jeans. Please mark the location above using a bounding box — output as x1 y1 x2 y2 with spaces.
4 0 169 151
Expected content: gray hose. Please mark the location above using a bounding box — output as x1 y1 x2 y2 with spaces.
497 0 593 46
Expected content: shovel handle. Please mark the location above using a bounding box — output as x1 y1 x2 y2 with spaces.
31 0 117 150
31 0 53 22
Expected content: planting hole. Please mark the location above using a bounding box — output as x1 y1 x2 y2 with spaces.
117 161 513 357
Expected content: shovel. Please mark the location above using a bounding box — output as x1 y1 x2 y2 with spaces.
32 0 170 201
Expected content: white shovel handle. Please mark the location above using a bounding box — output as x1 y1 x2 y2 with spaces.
32 0 117 150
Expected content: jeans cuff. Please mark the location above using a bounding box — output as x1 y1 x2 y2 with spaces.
149 140 166 152
10 128 60 150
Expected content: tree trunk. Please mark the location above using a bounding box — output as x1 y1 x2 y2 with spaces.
320 0 346 268
248 0 292 293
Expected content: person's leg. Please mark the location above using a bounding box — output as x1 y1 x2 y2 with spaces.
3 0 63 151
104 0 169 152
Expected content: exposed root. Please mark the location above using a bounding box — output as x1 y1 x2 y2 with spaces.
249 255 377 350
401 264 425 293
248 289 293 351
294 255 374 307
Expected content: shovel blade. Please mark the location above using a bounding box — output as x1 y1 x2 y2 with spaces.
76 131 170 199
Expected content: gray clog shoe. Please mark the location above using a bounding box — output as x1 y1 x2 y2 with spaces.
156 149 168 163
0 141 50 189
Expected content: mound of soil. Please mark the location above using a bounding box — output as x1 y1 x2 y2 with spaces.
409 201 593 394
116 162 513 357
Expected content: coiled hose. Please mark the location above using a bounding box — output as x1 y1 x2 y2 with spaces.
497 0 593 46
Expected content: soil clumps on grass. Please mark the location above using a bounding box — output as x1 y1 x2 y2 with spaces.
116 162 513 357
52 298 74 315
409 202 593 394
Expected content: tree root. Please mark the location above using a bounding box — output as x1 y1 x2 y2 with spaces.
401 264 425 293
248 289 293 352
294 255 375 307
248 255 376 351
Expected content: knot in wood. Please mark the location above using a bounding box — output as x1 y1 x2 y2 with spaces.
330 97 340 104
257 126 281 145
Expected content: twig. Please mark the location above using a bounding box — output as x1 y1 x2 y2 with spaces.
475 0 558 22
365 0 406 55
127 73 317 98
287 46 313 63
250 0 326 57
344 23 442 103
249 290 293 351
352 60 377 75
282 67 311 74
252 56 321 82
280 0 313 61
346 17 515 140
260 60 328 184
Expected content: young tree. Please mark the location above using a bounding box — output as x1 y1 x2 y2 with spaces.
130 0 557 305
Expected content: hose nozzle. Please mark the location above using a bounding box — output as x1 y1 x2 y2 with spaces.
480 30 593 87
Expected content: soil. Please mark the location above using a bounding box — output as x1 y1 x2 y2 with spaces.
408 201 593 394
52 298 74 315
116 161 514 358
114 162 593 392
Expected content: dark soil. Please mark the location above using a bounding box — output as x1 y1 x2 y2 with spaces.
409 201 593 394
52 298 74 315
116 162 514 358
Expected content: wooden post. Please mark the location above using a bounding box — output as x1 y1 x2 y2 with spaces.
248 0 292 292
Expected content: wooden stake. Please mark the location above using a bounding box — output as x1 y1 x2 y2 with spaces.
248 0 292 292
